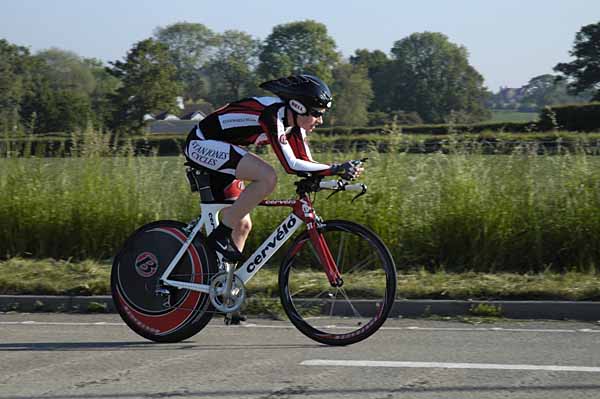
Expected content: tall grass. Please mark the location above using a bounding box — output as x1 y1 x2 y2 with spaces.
1 131 600 272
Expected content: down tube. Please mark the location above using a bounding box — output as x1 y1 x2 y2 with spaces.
236 213 302 284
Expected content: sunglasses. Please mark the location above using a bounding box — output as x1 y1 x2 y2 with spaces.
309 108 326 118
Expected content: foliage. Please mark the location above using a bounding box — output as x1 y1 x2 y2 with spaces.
3 258 600 301
488 111 538 123
257 20 340 83
350 49 391 112
34 48 97 95
538 102 600 131
328 63 373 126
3 136 600 273
204 30 261 105
488 74 592 112
377 32 490 124
107 39 182 133
84 58 120 129
554 21 600 101
0 39 32 134
154 22 217 101
367 111 423 126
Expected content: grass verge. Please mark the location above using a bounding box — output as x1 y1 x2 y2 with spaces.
1 258 599 301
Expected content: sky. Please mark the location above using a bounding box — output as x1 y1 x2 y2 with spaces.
1 0 599 92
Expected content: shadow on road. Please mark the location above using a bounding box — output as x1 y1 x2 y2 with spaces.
0 341 322 352
2 384 600 399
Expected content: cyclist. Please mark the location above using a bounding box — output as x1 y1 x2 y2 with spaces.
184 74 363 263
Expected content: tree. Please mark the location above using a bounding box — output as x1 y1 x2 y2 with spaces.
329 63 373 126
349 49 389 78
0 39 31 133
204 30 261 105
84 58 121 128
154 22 217 101
554 21 600 101
35 48 96 95
380 32 490 123
519 74 592 111
350 49 391 112
257 20 340 83
108 39 182 133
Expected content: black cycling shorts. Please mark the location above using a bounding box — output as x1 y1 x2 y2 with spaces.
184 138 246 201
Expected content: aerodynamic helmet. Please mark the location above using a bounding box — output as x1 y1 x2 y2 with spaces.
259 74 332 116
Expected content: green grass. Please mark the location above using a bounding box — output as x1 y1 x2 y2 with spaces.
487 110 539 123
2 131 600 272
2 258 600 301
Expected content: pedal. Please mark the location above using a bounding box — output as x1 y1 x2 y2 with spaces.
224 312 247 325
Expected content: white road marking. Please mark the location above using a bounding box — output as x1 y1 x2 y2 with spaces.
0 321 599 334
301 359 600 373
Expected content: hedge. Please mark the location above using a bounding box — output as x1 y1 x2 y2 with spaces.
538 102 600 132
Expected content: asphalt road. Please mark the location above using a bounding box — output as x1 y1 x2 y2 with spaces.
1 313 600 399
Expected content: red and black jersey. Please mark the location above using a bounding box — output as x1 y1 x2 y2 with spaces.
187 96 333 175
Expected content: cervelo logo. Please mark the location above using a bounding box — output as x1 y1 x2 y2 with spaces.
246 217 297 273
289 99 307 114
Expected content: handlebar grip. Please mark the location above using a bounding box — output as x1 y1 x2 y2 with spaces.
344 183 367 192
319 180 342 190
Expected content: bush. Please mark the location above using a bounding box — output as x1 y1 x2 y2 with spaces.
538 103 600 132
367 111 423 126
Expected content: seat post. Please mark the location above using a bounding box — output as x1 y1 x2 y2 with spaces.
185 162 215 203
196 173 214 203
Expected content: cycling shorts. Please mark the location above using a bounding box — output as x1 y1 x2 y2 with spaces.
185 139 247 201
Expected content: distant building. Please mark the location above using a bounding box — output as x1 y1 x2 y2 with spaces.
154 111 180 121
146 101 214 134
180 111 206 121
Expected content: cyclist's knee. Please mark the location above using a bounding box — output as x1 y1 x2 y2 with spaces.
239 215 252 235
262 166 277 193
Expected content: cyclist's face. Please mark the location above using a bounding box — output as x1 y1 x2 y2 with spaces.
297 109 325 132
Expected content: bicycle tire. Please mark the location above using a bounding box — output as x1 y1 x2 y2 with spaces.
279 220 397 346
111 220 217 342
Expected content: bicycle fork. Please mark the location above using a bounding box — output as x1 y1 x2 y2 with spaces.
294 196 343 287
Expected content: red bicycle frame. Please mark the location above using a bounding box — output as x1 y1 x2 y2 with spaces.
260 195 342 286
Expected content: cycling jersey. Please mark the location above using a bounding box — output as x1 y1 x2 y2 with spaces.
185 96 333 176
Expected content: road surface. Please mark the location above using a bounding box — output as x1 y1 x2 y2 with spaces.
1 313 599 398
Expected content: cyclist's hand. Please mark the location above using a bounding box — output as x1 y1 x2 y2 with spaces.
332 160 364 181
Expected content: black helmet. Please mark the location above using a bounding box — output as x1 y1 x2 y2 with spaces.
259 74 332 115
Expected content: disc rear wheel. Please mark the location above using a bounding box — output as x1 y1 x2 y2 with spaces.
111 220 216 342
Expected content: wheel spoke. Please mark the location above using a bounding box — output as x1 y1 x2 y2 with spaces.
338 287 362 318
328 289 340 317
282 222 396 345
343 253 378 275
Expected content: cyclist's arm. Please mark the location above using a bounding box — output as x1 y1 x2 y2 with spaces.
259 105 335 175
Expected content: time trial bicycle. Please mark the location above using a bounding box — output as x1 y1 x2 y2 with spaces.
111 160 397 346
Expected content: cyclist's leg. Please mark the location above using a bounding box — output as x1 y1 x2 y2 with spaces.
219 152 277 248
221 152 277 224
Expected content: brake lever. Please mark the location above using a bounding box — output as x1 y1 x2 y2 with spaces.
326 189 342 200
325 179 345 200
351 184 368 203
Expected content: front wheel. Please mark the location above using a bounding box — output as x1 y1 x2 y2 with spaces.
279 220 397 346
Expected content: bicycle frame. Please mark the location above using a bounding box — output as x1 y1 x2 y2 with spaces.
159 193 342 294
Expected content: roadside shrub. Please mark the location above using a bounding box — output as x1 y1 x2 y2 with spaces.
538 103 600 132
